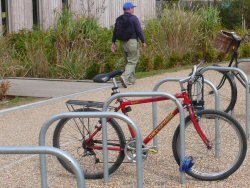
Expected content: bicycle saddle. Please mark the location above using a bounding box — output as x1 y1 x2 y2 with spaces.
93 70 124 83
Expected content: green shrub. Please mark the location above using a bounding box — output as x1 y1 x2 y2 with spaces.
0 9 117 79
198 6 221 52
85 62 100 79
239 33 250 57
136 54 153 72
198 6 221 35
153 55 164 70
143 5 205 68
165 59 176 68
0 6 249 79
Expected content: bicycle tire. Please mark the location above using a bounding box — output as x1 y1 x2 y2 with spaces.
172 110 247 181
188 68 237 113
53 108 126 179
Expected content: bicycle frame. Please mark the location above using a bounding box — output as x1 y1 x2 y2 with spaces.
222 33 250 88
203 31 250 92
114 90 211 148
233 49 249 88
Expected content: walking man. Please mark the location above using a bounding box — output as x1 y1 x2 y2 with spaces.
111 2 146 87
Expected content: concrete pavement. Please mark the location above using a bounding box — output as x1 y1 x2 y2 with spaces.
1 68 250 187
5 78 111 98
0 77 113 116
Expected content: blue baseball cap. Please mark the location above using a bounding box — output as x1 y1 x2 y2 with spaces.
123 2 136 10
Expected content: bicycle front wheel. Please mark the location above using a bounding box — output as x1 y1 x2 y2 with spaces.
189 68 237 113
53 108 126 179
172 110 247 181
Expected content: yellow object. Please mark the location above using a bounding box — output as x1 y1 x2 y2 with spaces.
148 148 158 153
2 12 6 18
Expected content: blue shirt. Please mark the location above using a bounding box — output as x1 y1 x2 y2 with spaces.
112 12 145 43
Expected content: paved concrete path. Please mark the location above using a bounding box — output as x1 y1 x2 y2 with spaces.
3 59 250 99
4 78 111 98
1 67 250 187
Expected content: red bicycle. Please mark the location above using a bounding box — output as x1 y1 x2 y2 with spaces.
53 66 247 181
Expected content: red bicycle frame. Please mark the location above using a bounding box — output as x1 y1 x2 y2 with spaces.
115 90 211 148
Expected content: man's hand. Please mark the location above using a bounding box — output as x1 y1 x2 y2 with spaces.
142 43 147 48
111 43 117 53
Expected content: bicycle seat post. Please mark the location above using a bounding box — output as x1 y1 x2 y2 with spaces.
111 77 120 95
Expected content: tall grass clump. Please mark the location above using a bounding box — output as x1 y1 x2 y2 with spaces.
144 4 203 69
0 38 19 77
48 10 102 79
198 6 221 36
3 5 248 79
0 9 117 79
196 6 222 61
8 29 52 77
237 29 250 58
197 6 221 52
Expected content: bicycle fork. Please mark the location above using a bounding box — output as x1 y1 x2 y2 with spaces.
188 106 212 149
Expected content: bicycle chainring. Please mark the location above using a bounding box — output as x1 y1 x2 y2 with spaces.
124 139 148 162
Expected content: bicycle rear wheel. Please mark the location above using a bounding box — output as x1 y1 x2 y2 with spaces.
53 108 126 179
188 68 237 113
172 110 247 181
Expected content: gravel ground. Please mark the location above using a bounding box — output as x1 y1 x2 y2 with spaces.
0 67 249 188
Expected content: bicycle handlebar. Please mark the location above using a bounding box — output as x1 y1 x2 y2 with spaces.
232 31 250 44
242 32 250 41
222 30 249 43
179 65 198 84
189 65 197 82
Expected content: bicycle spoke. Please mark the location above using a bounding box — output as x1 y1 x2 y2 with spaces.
53 109 126 179
173 110 247 181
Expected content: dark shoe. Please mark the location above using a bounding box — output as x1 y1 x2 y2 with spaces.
120 76 127 88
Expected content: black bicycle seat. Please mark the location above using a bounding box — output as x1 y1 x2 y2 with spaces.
93 70 124 83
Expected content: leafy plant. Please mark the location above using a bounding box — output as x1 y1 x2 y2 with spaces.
198 6 221 51
0 5 249 79
143 4 204 69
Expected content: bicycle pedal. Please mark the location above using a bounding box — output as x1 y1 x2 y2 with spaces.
148 148 158 153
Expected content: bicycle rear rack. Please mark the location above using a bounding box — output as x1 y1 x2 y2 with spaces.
39 111 143 188
66 100 115 111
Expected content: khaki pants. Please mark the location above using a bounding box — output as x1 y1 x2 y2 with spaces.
120 39 139 83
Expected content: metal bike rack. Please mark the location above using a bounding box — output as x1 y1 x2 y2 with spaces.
238 59 250 64
0 146 85 188
152 78 220 156
102 92 186 184
200 66 250 138
237 59 250 87
39 112 142 188
233 59 250 116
